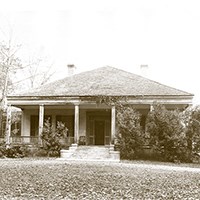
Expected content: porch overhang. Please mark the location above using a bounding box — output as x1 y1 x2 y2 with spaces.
7 94 193 108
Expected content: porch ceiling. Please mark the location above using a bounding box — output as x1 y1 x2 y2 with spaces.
14 104 111 110
13 103 188 111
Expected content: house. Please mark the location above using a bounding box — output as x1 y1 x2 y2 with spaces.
6 66 193 149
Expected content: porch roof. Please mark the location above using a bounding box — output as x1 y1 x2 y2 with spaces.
9 66 193 98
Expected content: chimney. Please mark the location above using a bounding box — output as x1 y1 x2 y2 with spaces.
67 64 75 76
140 65 148 77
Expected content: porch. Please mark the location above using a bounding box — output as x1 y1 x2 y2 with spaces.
4 100 152 147
4 100 119 147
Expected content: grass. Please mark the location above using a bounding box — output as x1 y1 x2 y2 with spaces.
0 158 200 199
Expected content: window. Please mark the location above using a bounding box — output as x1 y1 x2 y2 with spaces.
30 116 38 137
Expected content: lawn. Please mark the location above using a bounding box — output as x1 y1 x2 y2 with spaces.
0 159 200 199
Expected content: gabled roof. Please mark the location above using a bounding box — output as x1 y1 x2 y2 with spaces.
12 66 193 97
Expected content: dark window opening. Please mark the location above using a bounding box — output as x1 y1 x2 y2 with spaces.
140 115 146 131
56 115 74 137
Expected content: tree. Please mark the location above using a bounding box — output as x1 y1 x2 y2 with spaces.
16 51 55 90
0 40 22 140
0 40 22 104
41 118 68 157
0 21 56 149
93 96 144 159
116 105 144 159
182 106 200 154
146 104 188 162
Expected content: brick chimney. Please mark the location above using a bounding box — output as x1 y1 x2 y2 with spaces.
67 64 75 76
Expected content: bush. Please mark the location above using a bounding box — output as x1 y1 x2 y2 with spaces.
182 106 200 160
0 142 26 158
32 147 48 157
0 142 6 158
116 105 144 159
41 118 68 157
146 104 190 162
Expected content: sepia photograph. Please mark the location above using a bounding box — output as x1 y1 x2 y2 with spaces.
0 0 200 199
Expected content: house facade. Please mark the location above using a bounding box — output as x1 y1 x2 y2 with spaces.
6 66 193 147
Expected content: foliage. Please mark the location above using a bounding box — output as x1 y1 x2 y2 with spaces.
182 106 200 155
32 148 48 157
0 41 22 100
0 40 22 138
94 95 127 106
0 142 25 158
41 118 68 157
0 159 200 199
145 104 190 162
18 51 55 90
93 95 145 159
116 105 144 159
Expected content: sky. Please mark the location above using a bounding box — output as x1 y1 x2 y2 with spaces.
0 0 200 103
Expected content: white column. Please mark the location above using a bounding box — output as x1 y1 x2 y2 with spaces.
111 105 116 144
38 104 44 146
74 104 79 144
5 104 11 148
150 105 154 112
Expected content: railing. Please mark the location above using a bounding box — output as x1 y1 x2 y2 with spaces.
0 136 38 145
0 136 75 146
10 136 39 145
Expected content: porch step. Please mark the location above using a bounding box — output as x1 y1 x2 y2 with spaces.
60 146 120 162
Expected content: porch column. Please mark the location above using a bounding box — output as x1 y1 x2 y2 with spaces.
38 104 44 146
5 104 11 148
150 104 154 112
111 105 116 144
74 104 79 144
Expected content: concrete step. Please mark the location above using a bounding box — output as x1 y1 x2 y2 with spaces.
71 146 110 159
60 145 120 162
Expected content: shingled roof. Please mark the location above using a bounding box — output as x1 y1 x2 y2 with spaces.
14 66 193 97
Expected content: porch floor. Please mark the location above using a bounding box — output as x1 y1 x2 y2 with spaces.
60 145 120 162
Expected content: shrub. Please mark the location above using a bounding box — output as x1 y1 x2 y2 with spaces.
0 142 26 158
182 106 200 160
116 105 144 159
41 118 68 157
33 147 48 157
6 146 25 158
0 142 6 158
146 104 189 162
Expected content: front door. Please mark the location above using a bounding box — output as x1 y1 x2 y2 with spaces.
95 120 105 145
86 111 111 145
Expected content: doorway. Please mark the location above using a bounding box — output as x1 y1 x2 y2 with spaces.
86 111 111 145
95 120 105 145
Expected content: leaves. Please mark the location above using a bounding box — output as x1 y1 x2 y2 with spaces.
146 104 191 162
0 159 200 199
116 105 144 159
184 106 200 153
41 118 68 156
